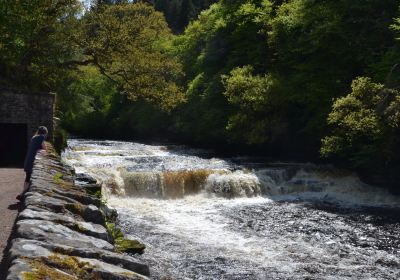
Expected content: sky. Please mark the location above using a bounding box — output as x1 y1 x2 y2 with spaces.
81 0 92 10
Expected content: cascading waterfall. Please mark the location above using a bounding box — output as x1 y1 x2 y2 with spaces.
205 171 262 198
118 169 215 198
63 139 400 280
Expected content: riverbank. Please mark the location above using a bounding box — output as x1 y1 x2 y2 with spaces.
2 145 150 279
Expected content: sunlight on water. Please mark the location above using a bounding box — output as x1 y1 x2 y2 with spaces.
108 195 272 253
63 139 400 207
63 139 400 279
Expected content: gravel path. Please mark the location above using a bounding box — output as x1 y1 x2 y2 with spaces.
0 169 24 276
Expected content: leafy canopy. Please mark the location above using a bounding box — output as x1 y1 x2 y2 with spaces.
321 77 400 169
76 2 185 110
0 0 82 90
222 66 280 144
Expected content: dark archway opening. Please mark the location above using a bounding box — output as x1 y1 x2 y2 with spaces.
0 123 27 167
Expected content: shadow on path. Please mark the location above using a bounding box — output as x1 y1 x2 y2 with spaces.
0 201 23 280
0 169 24 280
7 203 21 211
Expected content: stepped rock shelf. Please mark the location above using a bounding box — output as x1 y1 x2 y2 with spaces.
4 145 150 279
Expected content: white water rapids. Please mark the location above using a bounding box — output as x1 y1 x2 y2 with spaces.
62 139 400 279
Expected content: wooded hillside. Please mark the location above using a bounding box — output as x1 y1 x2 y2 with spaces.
1 0 399 190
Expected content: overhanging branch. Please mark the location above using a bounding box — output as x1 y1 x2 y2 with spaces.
59 59 96 67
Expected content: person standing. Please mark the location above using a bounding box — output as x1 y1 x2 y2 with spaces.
16 126 48 201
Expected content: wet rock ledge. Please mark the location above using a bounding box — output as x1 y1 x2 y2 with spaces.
4 145 150 280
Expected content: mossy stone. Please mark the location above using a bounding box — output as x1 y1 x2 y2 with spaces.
22 255 95 280
115 238 145 255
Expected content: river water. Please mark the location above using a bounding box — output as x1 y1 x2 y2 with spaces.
62 139 400 280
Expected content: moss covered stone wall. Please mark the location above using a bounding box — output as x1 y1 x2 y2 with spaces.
3 144 150 279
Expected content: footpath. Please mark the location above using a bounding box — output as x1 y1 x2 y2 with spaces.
0 168 23 277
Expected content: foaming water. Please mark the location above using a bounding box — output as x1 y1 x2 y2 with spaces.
63 139 400 279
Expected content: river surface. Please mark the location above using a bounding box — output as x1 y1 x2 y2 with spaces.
62 139 400 280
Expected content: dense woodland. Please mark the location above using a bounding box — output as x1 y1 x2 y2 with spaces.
1 0 400 190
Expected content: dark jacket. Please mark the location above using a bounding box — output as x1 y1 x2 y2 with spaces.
24 135 45 172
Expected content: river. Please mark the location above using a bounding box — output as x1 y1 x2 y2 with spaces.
62 139 400 280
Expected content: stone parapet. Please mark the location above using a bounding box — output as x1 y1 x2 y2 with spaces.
3 144 150 279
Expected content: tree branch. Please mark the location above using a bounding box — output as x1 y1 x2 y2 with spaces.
58 59 96 67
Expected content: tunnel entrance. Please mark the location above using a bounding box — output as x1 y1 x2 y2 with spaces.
0 123 27 167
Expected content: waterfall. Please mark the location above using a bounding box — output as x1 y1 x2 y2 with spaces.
62 139 400 206
62 139 400 280
118 169 214 198
205 171 262 198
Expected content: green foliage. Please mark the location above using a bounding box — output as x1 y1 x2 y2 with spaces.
172 0 400 157
59 65 173 139
321 77 400 171
76 2 185 110
0 0 82 91
2 0 400 187
106 222 124 241
54 127 68 154
57 66 116 135
222 66 282 144
152 0 217 32
268 0 399 144
172 0 273 146
1 1 184 125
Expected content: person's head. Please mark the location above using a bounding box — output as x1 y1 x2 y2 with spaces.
36 126 48 137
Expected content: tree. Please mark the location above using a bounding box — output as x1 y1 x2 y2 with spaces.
321 77 400 180
76 2 184 110
152 0 218 32
173 1 273 146
0 0 82 91
268 0 399 148
222 66 283 145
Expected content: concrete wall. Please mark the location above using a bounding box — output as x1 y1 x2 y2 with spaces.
0 89 55 142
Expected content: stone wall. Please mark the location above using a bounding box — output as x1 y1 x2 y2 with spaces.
0 89 55 141
3 145 150 279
